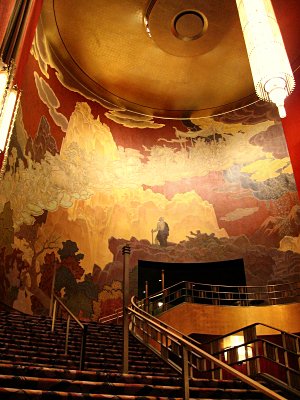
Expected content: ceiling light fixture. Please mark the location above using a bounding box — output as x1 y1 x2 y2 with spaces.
236 0 295 118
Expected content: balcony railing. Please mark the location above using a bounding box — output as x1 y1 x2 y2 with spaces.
98 280 300 324
141 280 300 315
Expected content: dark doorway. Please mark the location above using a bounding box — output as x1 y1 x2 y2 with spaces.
138 259 246 298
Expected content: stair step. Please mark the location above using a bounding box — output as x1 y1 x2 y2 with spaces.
0 387 190 400
0 374 184 395
0 311 279 399
0 375 270 398
0 363 183 385
0 343 160 362
0 356 176 376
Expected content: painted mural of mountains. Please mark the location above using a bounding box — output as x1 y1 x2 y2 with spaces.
92 231 300 294
251 204 300 247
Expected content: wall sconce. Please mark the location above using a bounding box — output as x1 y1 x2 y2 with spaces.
0 61 21 179
0 59 20 158
0 86 19 152
236 0 295 118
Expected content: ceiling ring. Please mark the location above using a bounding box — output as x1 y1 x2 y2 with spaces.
171 10 208 42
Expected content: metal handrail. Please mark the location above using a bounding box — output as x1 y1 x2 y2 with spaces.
127 296 286 400
197 322 300 394
97 279 300 324
51 293 88 370
98 306 123 324
145 280 300 314
203 321 300 344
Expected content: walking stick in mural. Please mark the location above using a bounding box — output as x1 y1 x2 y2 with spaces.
151 229 154 245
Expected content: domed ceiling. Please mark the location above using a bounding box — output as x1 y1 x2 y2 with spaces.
40 0 300 119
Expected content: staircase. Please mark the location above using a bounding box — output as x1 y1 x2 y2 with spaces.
0 309 282 399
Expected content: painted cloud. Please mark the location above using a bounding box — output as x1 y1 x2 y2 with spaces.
34 72 68 132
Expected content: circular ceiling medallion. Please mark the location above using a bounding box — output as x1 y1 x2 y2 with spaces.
172 10 207 41
146 0 235 57
42 0 263 118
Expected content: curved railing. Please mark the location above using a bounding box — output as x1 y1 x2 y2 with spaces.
143 280 300 315
98 280 300 323
126 296 286 400
196 322 300 396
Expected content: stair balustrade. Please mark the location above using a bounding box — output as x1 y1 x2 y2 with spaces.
127 296 287 400
199 323 300 397
51 293 88 370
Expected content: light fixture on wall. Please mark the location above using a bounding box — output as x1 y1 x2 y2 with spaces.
0 59 20 179
0 63 9 113
223 335 253 362
0 59 20 153
236 0 295 118
0 86 19 152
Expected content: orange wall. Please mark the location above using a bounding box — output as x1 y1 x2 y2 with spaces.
158 302 300 336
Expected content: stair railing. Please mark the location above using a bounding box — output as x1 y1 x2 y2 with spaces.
51 293 88 370
98 306 123 324
198 322 300 396
127 296 286 400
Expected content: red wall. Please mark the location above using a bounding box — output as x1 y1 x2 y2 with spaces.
282 68 300 193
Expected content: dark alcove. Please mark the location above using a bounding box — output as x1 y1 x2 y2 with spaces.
138 259 246 298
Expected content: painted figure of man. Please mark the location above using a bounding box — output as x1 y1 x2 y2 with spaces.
152 217 169 247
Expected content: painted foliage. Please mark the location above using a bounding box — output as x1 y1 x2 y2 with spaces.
0 26 299 317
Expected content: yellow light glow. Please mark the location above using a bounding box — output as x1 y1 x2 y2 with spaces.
236 0 295 118
0 68 9 113
223 335 253 362
0 88 18 152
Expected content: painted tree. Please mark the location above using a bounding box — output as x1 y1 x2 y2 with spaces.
55 240 98 318
0 202 14 253
31 251 59 315
92 280 122 321
0 247 29 306
15 213 60 310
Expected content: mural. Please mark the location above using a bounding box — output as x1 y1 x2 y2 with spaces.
0 26 300 318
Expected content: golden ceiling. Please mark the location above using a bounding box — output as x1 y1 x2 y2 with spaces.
40 0 300 119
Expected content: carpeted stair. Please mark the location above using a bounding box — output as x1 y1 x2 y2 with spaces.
0 310 280 399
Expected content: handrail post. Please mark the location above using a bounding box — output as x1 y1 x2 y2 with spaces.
162 288 167 312
79 323 88 370
161 269 165 291
122 244 131 374
51 299 57 333
182 345 190 400
65 314 71 355
145 280 149 313
49 262 58 317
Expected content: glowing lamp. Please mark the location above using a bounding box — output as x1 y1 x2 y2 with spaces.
0 65 9 113
0 87 18 152
236 0 295 118
223 335 253 362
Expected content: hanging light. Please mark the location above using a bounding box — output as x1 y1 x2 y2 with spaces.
236 0 295 118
